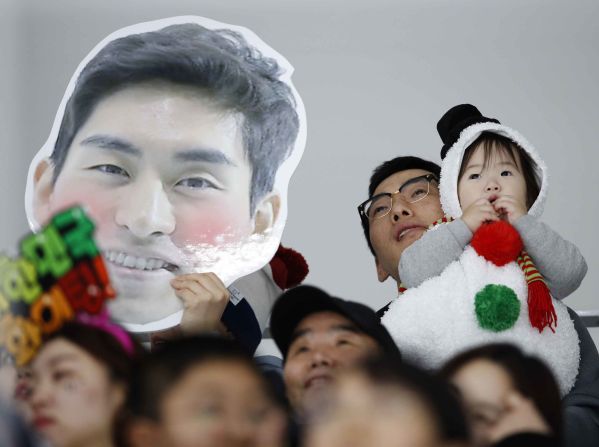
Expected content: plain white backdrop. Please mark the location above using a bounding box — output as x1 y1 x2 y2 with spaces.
1 0 597 342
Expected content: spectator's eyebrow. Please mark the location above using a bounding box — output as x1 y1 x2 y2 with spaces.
79 135 141 157
289 328 312 347
289 323 362 346
173 148 236 166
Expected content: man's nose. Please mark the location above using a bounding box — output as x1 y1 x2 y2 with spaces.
310 348 334 368
227 414 255 445
390 196 414 222
115 179 176 238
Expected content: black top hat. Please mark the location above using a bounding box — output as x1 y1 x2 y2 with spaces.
437 104 500 159
270 285 401 360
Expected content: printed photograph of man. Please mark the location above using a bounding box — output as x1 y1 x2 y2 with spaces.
26 17 306 330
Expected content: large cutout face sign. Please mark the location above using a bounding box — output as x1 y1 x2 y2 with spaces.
25 16 306 332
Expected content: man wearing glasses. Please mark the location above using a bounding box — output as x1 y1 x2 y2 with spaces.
358 156 599 447
358 156 456 315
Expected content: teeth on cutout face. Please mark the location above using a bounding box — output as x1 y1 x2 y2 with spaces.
103 251 176 272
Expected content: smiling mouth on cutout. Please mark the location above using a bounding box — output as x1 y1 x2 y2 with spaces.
104 251 179 273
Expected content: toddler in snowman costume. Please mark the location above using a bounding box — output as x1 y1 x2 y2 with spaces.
382 104 588 393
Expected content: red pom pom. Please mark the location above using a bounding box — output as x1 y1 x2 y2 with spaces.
471 221 523 266
269 244 309 290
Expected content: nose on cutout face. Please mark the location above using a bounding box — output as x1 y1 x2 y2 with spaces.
114 179 176 238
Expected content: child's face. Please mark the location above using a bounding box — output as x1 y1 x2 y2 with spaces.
458 145 527 213
152 359 286 447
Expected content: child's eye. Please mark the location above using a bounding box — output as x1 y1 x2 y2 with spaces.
468 173 480 180
89 164 129 178
500 170 513 176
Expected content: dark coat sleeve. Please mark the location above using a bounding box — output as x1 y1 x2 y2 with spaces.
562 308 599 447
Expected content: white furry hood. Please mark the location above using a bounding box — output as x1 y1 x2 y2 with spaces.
440 122 548 219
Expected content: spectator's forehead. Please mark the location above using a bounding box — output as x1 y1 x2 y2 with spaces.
290 311 366 345
372 168 434 197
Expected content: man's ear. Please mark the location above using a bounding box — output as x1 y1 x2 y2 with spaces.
375 257 390 283
32 158 55 226
253 193 281 234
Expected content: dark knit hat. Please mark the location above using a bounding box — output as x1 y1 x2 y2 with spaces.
438 104 500 159
270 285 401 360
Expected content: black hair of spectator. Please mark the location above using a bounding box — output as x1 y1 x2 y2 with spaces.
42 321 142 384
362 156 441 255
51 23 300 214
125 335 277 421
360 355 471 444
439 343 563 440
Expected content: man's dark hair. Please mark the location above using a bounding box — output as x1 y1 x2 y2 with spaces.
125 335 271 422
439 343 562 440
51 23 300 213
359 355 471 443
361 156 441 255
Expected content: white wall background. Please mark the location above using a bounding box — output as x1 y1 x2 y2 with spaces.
1 0 597 343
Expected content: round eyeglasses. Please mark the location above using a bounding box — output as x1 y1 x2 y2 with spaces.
357 174 439 221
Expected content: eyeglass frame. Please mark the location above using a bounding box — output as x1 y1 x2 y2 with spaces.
357 173 440 225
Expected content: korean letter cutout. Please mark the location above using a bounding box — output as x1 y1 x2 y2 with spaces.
0 207 115 366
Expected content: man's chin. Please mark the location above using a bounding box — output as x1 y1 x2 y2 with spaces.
106 283 183 326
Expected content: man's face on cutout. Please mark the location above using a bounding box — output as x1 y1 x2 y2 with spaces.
368 169 443 284
34 82 278 325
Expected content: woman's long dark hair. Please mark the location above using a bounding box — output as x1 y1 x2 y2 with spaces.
439 343 563 440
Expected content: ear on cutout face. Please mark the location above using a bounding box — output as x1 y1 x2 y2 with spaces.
32 158 55 226
252 193 281 235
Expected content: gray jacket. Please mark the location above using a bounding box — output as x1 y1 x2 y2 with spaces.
399 215 587 299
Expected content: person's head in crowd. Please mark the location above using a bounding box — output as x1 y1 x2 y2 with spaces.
27 321 140 447
305 355 470 447
29 19 304 326
436 104 545 234
270 285 401 416
439 343 562 447
358 156 442 284
125 335 288 447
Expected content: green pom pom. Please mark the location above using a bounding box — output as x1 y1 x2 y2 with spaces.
475 284 520 332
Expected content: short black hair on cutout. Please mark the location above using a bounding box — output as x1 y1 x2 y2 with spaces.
50 23 300 214
361 156 441 256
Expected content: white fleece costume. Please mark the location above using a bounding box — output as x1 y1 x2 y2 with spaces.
381 121 585 396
